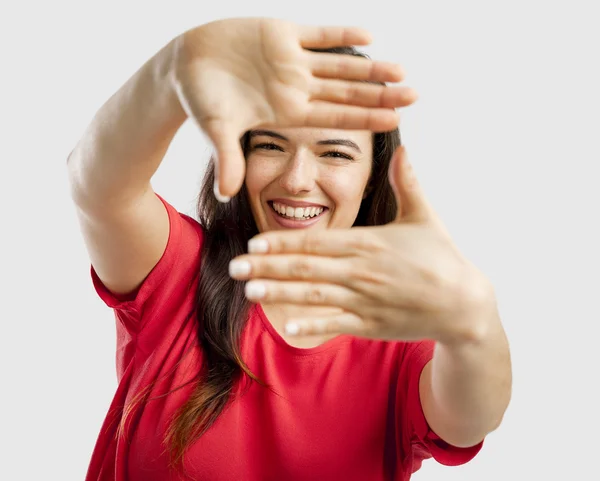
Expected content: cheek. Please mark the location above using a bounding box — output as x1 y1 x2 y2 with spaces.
245 159 278 197
321 169 370 205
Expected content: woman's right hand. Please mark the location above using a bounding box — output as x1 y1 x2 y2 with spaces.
171 18 418 200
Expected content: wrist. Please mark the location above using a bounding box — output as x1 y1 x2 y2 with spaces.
442 270 499 348
156 36 189 127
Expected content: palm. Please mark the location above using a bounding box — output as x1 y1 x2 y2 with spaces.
191 45 311 132
173 18 417 198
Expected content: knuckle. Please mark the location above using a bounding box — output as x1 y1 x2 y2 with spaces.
352 230 378 251
312 318 328 334
305 285 327 304
345 84 358 104
265 282 281 301
290 258 313 279
353 260 387 286
286 233 304 251
302 231 322 253
274 235 291 253
323 320 338 334
367 61 377 82
334 57 350 78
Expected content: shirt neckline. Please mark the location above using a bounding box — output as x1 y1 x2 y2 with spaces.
254 303 350 356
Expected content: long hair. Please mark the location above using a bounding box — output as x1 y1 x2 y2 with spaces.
121 46 402 473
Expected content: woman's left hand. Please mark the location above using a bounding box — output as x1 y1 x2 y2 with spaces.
229 146 496 345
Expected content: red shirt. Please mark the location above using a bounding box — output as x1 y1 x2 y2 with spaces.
85 195 483 481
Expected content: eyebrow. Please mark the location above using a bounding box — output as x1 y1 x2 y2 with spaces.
249 129 362 153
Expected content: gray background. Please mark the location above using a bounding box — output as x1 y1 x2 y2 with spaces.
1 0 598 479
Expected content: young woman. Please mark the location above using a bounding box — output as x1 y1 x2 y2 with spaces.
68 17 511 481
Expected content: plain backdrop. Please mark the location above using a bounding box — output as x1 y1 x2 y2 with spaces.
1 0 598 479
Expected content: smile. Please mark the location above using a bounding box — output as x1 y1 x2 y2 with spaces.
267 201 328 228
271 201 324 219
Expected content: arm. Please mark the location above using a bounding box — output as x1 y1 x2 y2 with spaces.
419 286 512 448
67 19 412 295
67 37 186 294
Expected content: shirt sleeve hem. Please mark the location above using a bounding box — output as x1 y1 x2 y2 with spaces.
89 193 181 318
408 341 484 467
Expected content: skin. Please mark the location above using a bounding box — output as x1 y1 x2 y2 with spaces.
176 18 416 200
244 127 373 234
68 18 416 296
230 146 512 447
244 127 373 347
67 12 508 454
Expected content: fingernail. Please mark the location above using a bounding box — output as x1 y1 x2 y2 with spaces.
248 238 269 254
245 281 266 300
228 259 251 278
213 180 231 203
285 322 300 336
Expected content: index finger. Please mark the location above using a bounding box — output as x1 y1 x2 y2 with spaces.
247 227 384 256
298 25 373 49
304 102 400 132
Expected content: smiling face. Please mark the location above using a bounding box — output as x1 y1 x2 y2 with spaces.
244 127 373 233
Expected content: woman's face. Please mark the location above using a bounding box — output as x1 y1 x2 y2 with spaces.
244 127 373 233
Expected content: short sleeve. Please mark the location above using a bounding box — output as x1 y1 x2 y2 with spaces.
399 340 484 473
90 194 204 338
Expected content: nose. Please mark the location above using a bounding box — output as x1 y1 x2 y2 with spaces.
278 152 317 195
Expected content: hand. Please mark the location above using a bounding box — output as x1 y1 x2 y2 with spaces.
171 18 418 200
228 146 495 345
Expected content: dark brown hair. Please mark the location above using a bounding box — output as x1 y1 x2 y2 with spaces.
121 46 401 473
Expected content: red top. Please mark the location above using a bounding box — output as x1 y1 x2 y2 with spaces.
85 195 483 481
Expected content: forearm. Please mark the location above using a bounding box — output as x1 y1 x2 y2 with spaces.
67 36 187 210
424 293 512 447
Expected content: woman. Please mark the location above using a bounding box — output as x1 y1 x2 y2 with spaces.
68 17 512 481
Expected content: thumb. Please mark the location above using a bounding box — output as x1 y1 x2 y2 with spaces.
389 146 433 223
203 121 246 202
390 146 453 239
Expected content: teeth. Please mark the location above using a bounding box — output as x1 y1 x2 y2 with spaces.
272 202 324 219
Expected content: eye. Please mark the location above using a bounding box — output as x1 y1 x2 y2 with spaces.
252 142 283 151
322 150 354 161
251 143 354 161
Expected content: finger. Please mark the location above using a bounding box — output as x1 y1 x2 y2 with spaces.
299 26 372 49
400 148 442 223
310 80 418 109
391 146 450 237
284 312 367 337
287 312 427 342
229 254 350 284
244 279 359 309
303 101 399 132
309 53 405 83
248 228 384 257
201 120 246 201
